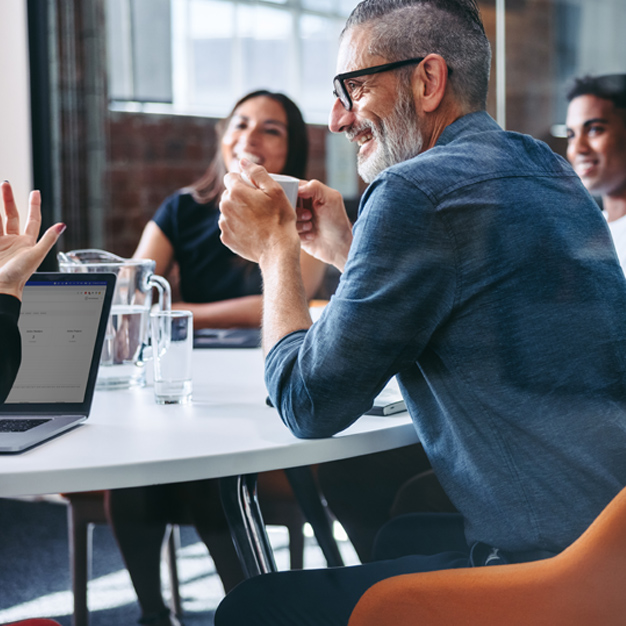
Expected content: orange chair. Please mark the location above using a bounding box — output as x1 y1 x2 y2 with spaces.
349 486 626 626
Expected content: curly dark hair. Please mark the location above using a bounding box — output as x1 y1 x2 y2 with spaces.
566 74 626 110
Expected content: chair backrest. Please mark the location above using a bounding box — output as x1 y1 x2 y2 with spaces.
349 486 626 626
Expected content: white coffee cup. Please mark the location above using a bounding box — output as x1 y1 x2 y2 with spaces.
268 173 299 208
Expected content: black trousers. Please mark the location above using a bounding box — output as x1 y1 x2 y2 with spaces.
215 512 470 626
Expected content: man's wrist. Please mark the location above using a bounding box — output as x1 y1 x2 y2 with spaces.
332 230 353 272
258 235 302 273
258 236 311 355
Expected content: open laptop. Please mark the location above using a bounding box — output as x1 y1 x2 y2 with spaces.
0 272 115 453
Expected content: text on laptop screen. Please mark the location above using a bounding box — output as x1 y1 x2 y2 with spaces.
5 280 107 404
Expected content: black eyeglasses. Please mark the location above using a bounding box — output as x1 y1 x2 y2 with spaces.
333 57 426 111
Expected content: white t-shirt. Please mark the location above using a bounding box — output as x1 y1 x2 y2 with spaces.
606 213 626 275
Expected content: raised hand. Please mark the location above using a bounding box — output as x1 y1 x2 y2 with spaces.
0 182 66 299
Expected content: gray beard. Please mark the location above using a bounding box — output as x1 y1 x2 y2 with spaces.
355 90 424 183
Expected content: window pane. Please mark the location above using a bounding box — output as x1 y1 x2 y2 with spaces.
301 0 335 12
191 39 234 104
503 0 626 145
188 0 236 112
132 0 172 102
189 0 233 38
302 0 358 16
106 0 172 102
338 0 360 17
106 0 134 100
301 14 342 121
238 5 293 96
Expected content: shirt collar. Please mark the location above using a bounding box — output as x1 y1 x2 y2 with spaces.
435 110 501 148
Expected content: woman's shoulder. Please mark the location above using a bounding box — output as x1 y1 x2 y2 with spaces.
156 190 216 220
162 189 202 210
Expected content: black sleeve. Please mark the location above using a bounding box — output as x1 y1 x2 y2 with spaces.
0 294 22 404
151 193 180 244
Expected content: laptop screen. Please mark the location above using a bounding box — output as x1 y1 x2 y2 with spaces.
0 273 115 413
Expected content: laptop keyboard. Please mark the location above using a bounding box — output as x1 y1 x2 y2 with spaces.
0 419 51 433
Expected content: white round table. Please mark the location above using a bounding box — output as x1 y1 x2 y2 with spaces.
0 348 419 574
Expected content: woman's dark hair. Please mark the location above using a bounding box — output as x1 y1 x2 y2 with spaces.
187 90 309 204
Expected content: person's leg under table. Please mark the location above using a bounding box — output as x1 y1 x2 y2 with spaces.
105 486 174 623
182 478 246 592
373 512 467 560
316 444 434 562
214 549 469 626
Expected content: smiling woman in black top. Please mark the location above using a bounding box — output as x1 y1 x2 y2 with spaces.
132 90 326 328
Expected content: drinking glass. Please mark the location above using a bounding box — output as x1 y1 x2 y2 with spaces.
150 310 193 404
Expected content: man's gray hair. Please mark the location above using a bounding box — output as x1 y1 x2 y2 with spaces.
343 0 491 111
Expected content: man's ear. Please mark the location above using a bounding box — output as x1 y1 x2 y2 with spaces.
412 54 451 113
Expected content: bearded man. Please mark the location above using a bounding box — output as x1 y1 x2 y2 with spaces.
215 0 626 623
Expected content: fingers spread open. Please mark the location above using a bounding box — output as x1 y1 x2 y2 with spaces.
1 182 20 236
24 190 42 239
32 222 65 265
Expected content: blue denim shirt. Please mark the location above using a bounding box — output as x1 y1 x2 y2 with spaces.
266 111 626 555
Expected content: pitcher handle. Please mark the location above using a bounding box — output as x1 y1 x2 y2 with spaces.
149 274 172 311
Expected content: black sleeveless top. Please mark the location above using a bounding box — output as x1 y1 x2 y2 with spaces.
152 192 262 303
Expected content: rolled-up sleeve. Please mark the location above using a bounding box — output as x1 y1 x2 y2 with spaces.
265 172 457 439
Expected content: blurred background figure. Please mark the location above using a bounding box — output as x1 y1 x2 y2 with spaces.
565 74 626 273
